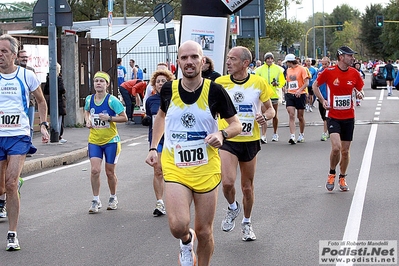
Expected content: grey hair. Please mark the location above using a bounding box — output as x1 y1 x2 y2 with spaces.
234 46 252 62
0 34 19 54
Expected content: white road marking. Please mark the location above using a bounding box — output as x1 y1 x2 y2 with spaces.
336 90 383 266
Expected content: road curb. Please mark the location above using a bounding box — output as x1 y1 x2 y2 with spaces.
21 137 138 175
22 147 88 175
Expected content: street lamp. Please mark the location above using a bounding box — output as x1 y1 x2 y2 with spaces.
296 6 303 20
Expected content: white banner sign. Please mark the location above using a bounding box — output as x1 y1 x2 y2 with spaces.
23 45 49 83
180 15 228 76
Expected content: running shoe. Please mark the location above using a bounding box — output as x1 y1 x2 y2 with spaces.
18 177 24 197
241 222 257 241
288 136 296 145
178 228 197 266
153 202 166 217
309 106 313 112
107 196 118 210
0 200 6 219
297 134 305 143
260 135 267 144
271 134 279 142
6 232 20 251
339 177 349 192
321 132 328 141
221 201 241 232
59 138 68 144
88 200 102 213
326 174 335 191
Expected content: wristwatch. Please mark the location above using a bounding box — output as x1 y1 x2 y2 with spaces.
220 130 228 140
40 121 49 129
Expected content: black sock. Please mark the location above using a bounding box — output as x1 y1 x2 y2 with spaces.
339 174 347 178
182 232 192 245
329 169 336 175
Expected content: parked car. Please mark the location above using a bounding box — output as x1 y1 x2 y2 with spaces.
371 64 398 89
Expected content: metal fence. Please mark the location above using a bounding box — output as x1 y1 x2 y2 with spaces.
117 45 178 81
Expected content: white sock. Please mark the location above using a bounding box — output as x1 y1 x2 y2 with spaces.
110 194 116 199
242 217 251 224
157 199 164 205
291 134 295 139
93 195 100 202
8 231 17 236
229 201 237 210
300 133 304 136
0 194 5 200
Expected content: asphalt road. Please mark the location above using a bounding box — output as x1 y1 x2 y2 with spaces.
1 74 398 266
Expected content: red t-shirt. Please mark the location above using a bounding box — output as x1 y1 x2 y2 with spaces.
121 80 147 98
316 65 364 119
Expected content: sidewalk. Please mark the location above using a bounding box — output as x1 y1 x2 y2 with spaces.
22 123 148 175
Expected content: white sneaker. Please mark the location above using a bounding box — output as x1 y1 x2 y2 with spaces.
153 202 166 216
59 138 67 144
309 106 313 112
107 196 118 210
297 134 305 143
260 135 267 144
241 222 256 241
289 135 296 145
178 229 197 266
271 134 279 142
88 200 102 213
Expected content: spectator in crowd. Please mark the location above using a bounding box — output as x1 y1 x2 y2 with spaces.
129 59 138 79
116 58 126 87
201 56 221 81
136 65 144 80
43 63 68 143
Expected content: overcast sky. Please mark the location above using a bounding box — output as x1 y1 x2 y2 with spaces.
7 0 391 22
288 0 390 22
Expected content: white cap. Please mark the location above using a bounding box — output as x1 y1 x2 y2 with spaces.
282 54 296 63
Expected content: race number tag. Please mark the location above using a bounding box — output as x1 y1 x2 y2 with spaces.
91 114 110 128
333 95 351 110
288 80 299 90
174 140 208 168
0 112 21 128
238 116 254 136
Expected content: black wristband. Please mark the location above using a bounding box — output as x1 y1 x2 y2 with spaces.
149 148 157 152
263 115 267 121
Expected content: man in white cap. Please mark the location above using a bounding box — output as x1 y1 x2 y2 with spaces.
255 52 286 143
282 53 309 144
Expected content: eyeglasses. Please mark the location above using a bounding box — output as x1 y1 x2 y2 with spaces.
156 79 167 83
19 56 28 59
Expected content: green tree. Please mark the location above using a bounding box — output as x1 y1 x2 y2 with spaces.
359 4 385 60
379 0 399 60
